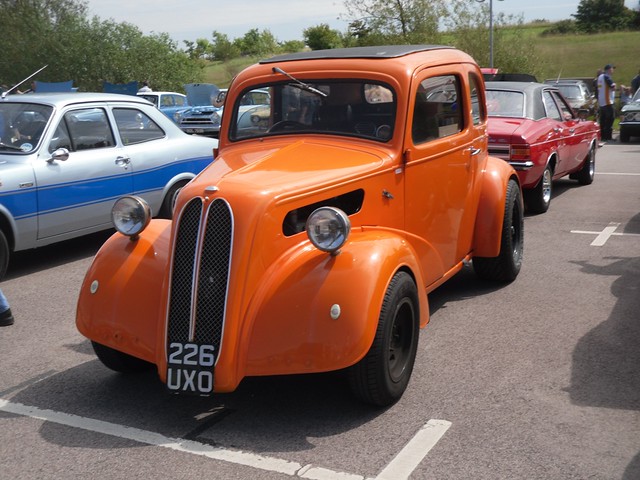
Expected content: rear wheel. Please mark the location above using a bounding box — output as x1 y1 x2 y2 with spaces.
91 341 154 373
473 178 524 282
576 145 595 185
525 166 552 214
348 271 419 407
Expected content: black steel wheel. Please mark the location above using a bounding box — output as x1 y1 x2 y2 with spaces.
473 178 524 282
91 341 154 373
348 271 419 407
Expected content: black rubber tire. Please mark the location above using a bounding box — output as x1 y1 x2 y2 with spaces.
525 165 552 214
91 341 154 373
0 230 9 280
159 181 187 219
576 145 596 185
473 178 524 283
619 129 629 143
348 271 419 407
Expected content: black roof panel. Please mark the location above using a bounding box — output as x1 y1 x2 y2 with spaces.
260 45 453 64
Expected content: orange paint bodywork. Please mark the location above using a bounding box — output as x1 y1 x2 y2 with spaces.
76 46 519 394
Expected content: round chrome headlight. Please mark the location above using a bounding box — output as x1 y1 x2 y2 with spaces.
306 207 351 253
111 196 151 238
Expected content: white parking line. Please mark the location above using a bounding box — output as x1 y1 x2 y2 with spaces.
0 398 450 479
375 419 452 480
571 222 640 246
596 172 640 176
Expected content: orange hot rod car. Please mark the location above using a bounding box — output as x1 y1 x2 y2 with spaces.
76 45 524 406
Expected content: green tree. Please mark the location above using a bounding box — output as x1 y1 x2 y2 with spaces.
209 31 241 61
234 28 279 57
303 24 344 50
0 0 203 92
342 0 447 45
573 0 634 32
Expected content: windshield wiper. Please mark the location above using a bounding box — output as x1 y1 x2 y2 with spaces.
0 142 24 151
272 67 327 97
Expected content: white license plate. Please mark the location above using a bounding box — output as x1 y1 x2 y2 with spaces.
166 342 215 395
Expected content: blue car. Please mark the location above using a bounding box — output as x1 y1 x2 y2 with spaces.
137 91 190 124
0 92 218 278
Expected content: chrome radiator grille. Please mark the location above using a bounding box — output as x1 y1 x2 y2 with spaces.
167 197 232 363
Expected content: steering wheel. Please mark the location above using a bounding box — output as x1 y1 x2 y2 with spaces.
268 120 306 133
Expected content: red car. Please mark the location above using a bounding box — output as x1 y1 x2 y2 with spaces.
486 81 600 213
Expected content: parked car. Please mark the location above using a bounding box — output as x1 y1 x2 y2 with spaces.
543 79 597 116
77 45 524 407
0 92 218 279
619 88 640 142
175 83 224 137
137 91 190 124
485 81 600 213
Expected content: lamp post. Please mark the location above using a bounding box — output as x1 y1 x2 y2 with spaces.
476 0 504 69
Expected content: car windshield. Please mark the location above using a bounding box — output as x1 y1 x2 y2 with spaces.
632 89 640 103
485 90 525 117
138 94 159 107
0 102 53 152
556 85 582 100
229 80 396 142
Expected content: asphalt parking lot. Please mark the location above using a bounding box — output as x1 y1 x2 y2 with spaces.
0 139 638 480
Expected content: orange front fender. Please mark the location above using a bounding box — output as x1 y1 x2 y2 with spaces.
472 156 520 257
76 220 172 366
236 229 429 379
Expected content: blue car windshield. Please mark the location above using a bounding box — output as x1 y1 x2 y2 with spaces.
0 102 53 153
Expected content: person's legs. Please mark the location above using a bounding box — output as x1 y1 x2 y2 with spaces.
600 105 613 140
0 288 14 326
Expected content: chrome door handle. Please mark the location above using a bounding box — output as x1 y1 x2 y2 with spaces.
115 156 131 166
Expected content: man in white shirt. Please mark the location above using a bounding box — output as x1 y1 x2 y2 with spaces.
597 64 616 141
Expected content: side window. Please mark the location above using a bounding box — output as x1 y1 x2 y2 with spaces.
113 108 165 145
552 91 573 120
49 121 72 153
64 108 115 152
412 75 462 145
543 91 562 121
469 74 486 126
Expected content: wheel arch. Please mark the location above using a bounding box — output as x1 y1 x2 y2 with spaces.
473 156 521 258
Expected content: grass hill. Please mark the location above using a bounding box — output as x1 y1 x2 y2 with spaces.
201 27 640 89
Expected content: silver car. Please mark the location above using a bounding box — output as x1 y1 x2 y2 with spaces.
0 92 218 278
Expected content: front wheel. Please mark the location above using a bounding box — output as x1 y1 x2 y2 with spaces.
348 271 419 407
91 341 154 373
159 181 188 219
473 178 524 282
0 229 10 280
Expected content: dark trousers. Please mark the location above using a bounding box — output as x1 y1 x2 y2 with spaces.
600 104 614 141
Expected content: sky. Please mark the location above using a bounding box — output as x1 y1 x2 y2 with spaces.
85 0 637 44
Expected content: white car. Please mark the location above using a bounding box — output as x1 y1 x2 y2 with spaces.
0 92 218 278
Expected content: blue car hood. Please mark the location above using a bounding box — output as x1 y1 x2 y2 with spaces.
184 83 220 107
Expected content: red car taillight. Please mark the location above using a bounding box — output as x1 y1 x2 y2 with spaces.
510 145 530 161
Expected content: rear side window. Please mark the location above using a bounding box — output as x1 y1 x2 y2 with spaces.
412 75 463 145
113 108 165 145
469 74 486 125
543 91 562 121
